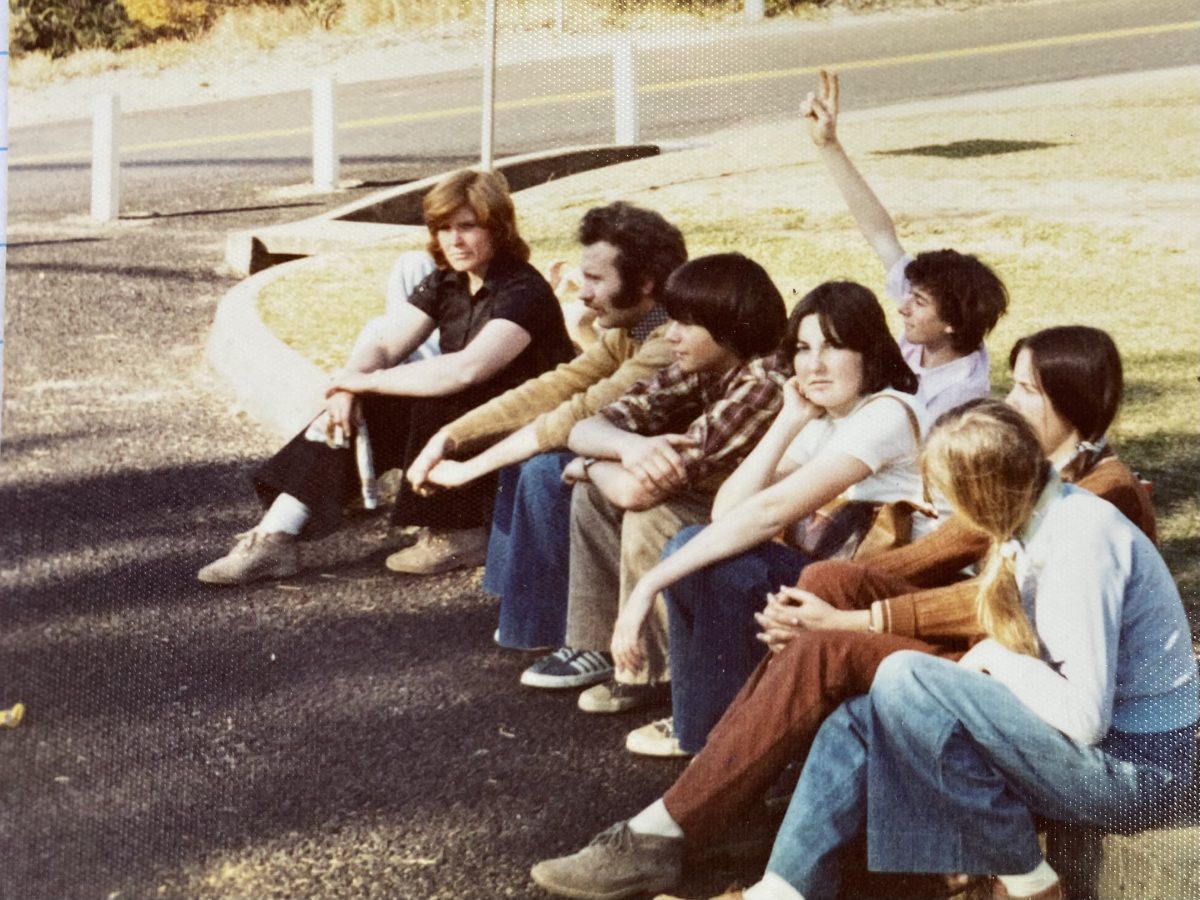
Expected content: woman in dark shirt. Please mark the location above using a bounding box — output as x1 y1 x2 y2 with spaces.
199 169 573 585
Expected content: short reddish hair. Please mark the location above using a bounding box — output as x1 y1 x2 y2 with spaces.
423 169 530 268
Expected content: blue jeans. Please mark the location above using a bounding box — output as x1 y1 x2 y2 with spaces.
485 452 574 650
664 526 810 754
766 651 1197 899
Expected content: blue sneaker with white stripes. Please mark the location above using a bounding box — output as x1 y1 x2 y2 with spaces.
520 647 614 689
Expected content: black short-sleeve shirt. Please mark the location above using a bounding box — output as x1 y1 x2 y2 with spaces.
407 253 575 393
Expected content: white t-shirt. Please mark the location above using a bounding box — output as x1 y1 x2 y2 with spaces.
783 389 940 538
885 254 990 418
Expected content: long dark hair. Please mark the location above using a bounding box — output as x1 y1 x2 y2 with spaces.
1009 326 1122 444
782 281 918 395
1009 326 1122 481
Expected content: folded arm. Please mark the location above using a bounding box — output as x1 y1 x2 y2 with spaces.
328 317 532 399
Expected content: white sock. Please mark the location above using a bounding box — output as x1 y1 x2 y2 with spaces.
258 493 310 536
627 798 684 839
744 872 805 900
998 859 1059 897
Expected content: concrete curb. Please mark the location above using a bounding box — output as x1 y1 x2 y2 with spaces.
225 143 661 275
205 256 333 440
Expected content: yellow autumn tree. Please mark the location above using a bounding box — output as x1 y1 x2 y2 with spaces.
120 0 211 32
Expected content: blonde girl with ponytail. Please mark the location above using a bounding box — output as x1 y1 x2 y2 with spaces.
920 400 1048 657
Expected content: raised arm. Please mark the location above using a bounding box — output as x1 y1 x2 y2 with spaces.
801 70 907 273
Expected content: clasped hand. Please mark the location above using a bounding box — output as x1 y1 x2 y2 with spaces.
323 386 361 443
407 431 455 496
754 586 842 653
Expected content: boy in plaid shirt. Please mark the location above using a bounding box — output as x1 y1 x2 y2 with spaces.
517 253 792 714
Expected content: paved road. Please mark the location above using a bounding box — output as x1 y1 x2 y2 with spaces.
9 0 1199 221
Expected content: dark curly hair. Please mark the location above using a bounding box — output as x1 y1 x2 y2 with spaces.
578 202 687 308
905 249 1008 354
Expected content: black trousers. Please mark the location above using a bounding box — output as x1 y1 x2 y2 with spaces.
252 387 499 539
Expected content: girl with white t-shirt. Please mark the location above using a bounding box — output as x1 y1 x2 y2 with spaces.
610 281 936 758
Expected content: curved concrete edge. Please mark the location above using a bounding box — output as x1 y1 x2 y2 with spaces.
205 256 332 440
226 143 662 275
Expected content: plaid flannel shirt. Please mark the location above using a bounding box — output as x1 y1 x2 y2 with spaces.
600 349 792 490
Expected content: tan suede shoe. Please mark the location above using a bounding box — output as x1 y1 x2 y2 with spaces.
384 526 488 575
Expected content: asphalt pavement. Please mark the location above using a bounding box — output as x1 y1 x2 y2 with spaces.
0 163 737 900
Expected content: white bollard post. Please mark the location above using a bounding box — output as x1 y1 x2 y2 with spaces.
312 76 339 192
90 93 120 222
481 0 498 169
745 0 765 21
613 41 638 146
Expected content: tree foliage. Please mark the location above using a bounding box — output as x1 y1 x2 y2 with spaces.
120 0 211 33
9 0 142 57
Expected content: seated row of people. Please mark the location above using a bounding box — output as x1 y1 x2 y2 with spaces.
529 334 1174 900
196 69 1197 900
528 72 1195 900
501 68 1007 761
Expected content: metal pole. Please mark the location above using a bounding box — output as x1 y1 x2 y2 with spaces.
481 0 498 170
745 0 765 21
613 41 638 145
90 93 120 222
312 76 339 192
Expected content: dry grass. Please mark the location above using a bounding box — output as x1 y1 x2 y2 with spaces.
256 69 1200 617
8 4 316 86
7 0 735 86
